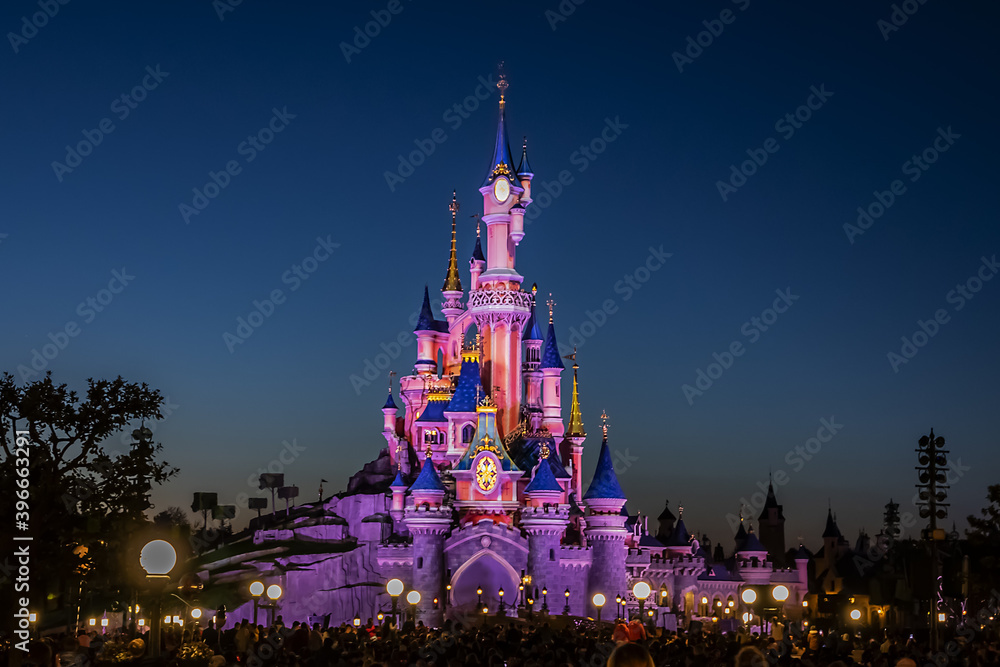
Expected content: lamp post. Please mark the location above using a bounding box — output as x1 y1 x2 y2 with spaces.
406 590 420 624
542 587 548 614
139 539 177 659
593 594 606 625
564 588 571 616
615 595 622 621
477 585 483 609
264 585 282 627
498 588 506 616
632 582 651 628
772 585 789 627
249 581 264 626
741 588 757 629
387 579 404 627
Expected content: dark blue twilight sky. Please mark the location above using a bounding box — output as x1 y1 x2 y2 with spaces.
2 1 998 547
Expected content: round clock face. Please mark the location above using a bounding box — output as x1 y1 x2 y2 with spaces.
476 456 498 493
493 178 510 203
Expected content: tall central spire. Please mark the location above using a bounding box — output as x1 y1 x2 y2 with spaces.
565 351 585 438
481 62 519 188
442 191 462 292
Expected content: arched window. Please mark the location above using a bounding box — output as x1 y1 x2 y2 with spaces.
424 429 440 445
418 557 423 569
549 548 555 561
462 424 475 443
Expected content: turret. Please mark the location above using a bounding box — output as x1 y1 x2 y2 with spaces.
522 285 544 429
443 345 483 462
389 468 408 531
516 137 534 207
583 413 628 614
405 448 450 627
734 523 773 584
469 220 486 291
656 500 676 543
441 191 465 323
540 298 565 437
563 353 586 501
664 506 693 556
382 373 398 433
414 286 448 375
520 442 569 609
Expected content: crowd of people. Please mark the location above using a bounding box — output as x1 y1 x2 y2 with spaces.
13 615 1000 667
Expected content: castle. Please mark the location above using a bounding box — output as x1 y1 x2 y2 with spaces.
200 72 812 629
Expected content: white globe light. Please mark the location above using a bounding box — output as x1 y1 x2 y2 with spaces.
850 609 861 620
266 584 282 600
741 588 757 604
387 578 404 597
406 590 421 605
139 540 176 576
249 581 265 597
632 582 651 600
592 593 606 607
772 585 789 602
742 612 751 623
191 609 202 619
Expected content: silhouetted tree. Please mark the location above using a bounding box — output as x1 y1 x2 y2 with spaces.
966 484 1000 606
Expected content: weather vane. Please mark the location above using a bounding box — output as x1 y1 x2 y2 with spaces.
600 410 609 438
497 61 508 100
449 190 459 218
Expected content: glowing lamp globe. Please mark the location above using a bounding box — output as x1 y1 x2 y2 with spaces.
266 584 282 600
742 612 751 623
592 593 606 608
352 616 361 627
632 582 651 600
387 579 404 597
772 585 789 602
191 609 202 619
741 588 757 604
249 581 265 596
139 540 176 576
850 609 861 620
406 590 421 605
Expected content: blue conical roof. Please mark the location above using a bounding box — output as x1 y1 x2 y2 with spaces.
446 355 482 413
540 321 564 369
524 453 562 494
416 397 448 422
583 435 626 500
414 285 448 333
739 527 767 553
472 233 485 262
383 392 397 410
410 454 445 492
390 469 407 488
517 137 534 177
524 298 543 342
666 518 691 547
481 97 520 188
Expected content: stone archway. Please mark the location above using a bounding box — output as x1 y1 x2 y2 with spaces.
449 549 520 614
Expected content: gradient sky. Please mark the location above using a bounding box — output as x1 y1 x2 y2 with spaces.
3 1 998 549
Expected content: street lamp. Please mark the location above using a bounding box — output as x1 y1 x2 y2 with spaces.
593 594 606 624
741 588 757 604
353 616 361 628
615 595 622 621
477 585 483 608
406 590 420 623
387 579 404 626
265 585 282 627
564 588 571 615
542 587 548 614
772 585 789 602
249 581 265 626
850 609 862 621
140 539 176 659
633 582 651 626
190 608 202 620
498 587 505 614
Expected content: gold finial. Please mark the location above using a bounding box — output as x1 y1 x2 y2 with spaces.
599 410 609 440
540 442 550 460
388 370 395 395
546 294 555 325
531 282 538 295
443 191 463 292
426 444 432 459
497 61 508 103
678 503 684 519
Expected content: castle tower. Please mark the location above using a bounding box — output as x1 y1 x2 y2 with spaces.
516 137 534 209
563 354 586 501
405 448 451 627
521 443 569 606
757 480 786 567
468 69 532 436
733 523 773 585
450 397 523 521
656 500 676 543
413 286 448 376
469 221 486 292
583 413 627 614
389 468 408 533
441 191 465 324
539 301 565 437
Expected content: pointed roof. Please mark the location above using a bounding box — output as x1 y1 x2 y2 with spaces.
565 362 585 437
524 286 543 341
524 445 563 494
410 452 445 492
481 77 519 188
823 509 841 538
658 500 676 522
471 221 486 263
540 320 564 369
517 137 534 177
510 434 571 479
390 469 407 489
583 433 626 500
445 353 482 413
735 516 748 543
442 192 463 292
383 391 397 410
454 399 520 472
414 285 449 333
666 516 691 547
739 526 767 554
758 481 785 521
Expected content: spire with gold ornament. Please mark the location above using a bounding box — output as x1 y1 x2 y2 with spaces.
441 191 464 322
562 348 587 501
